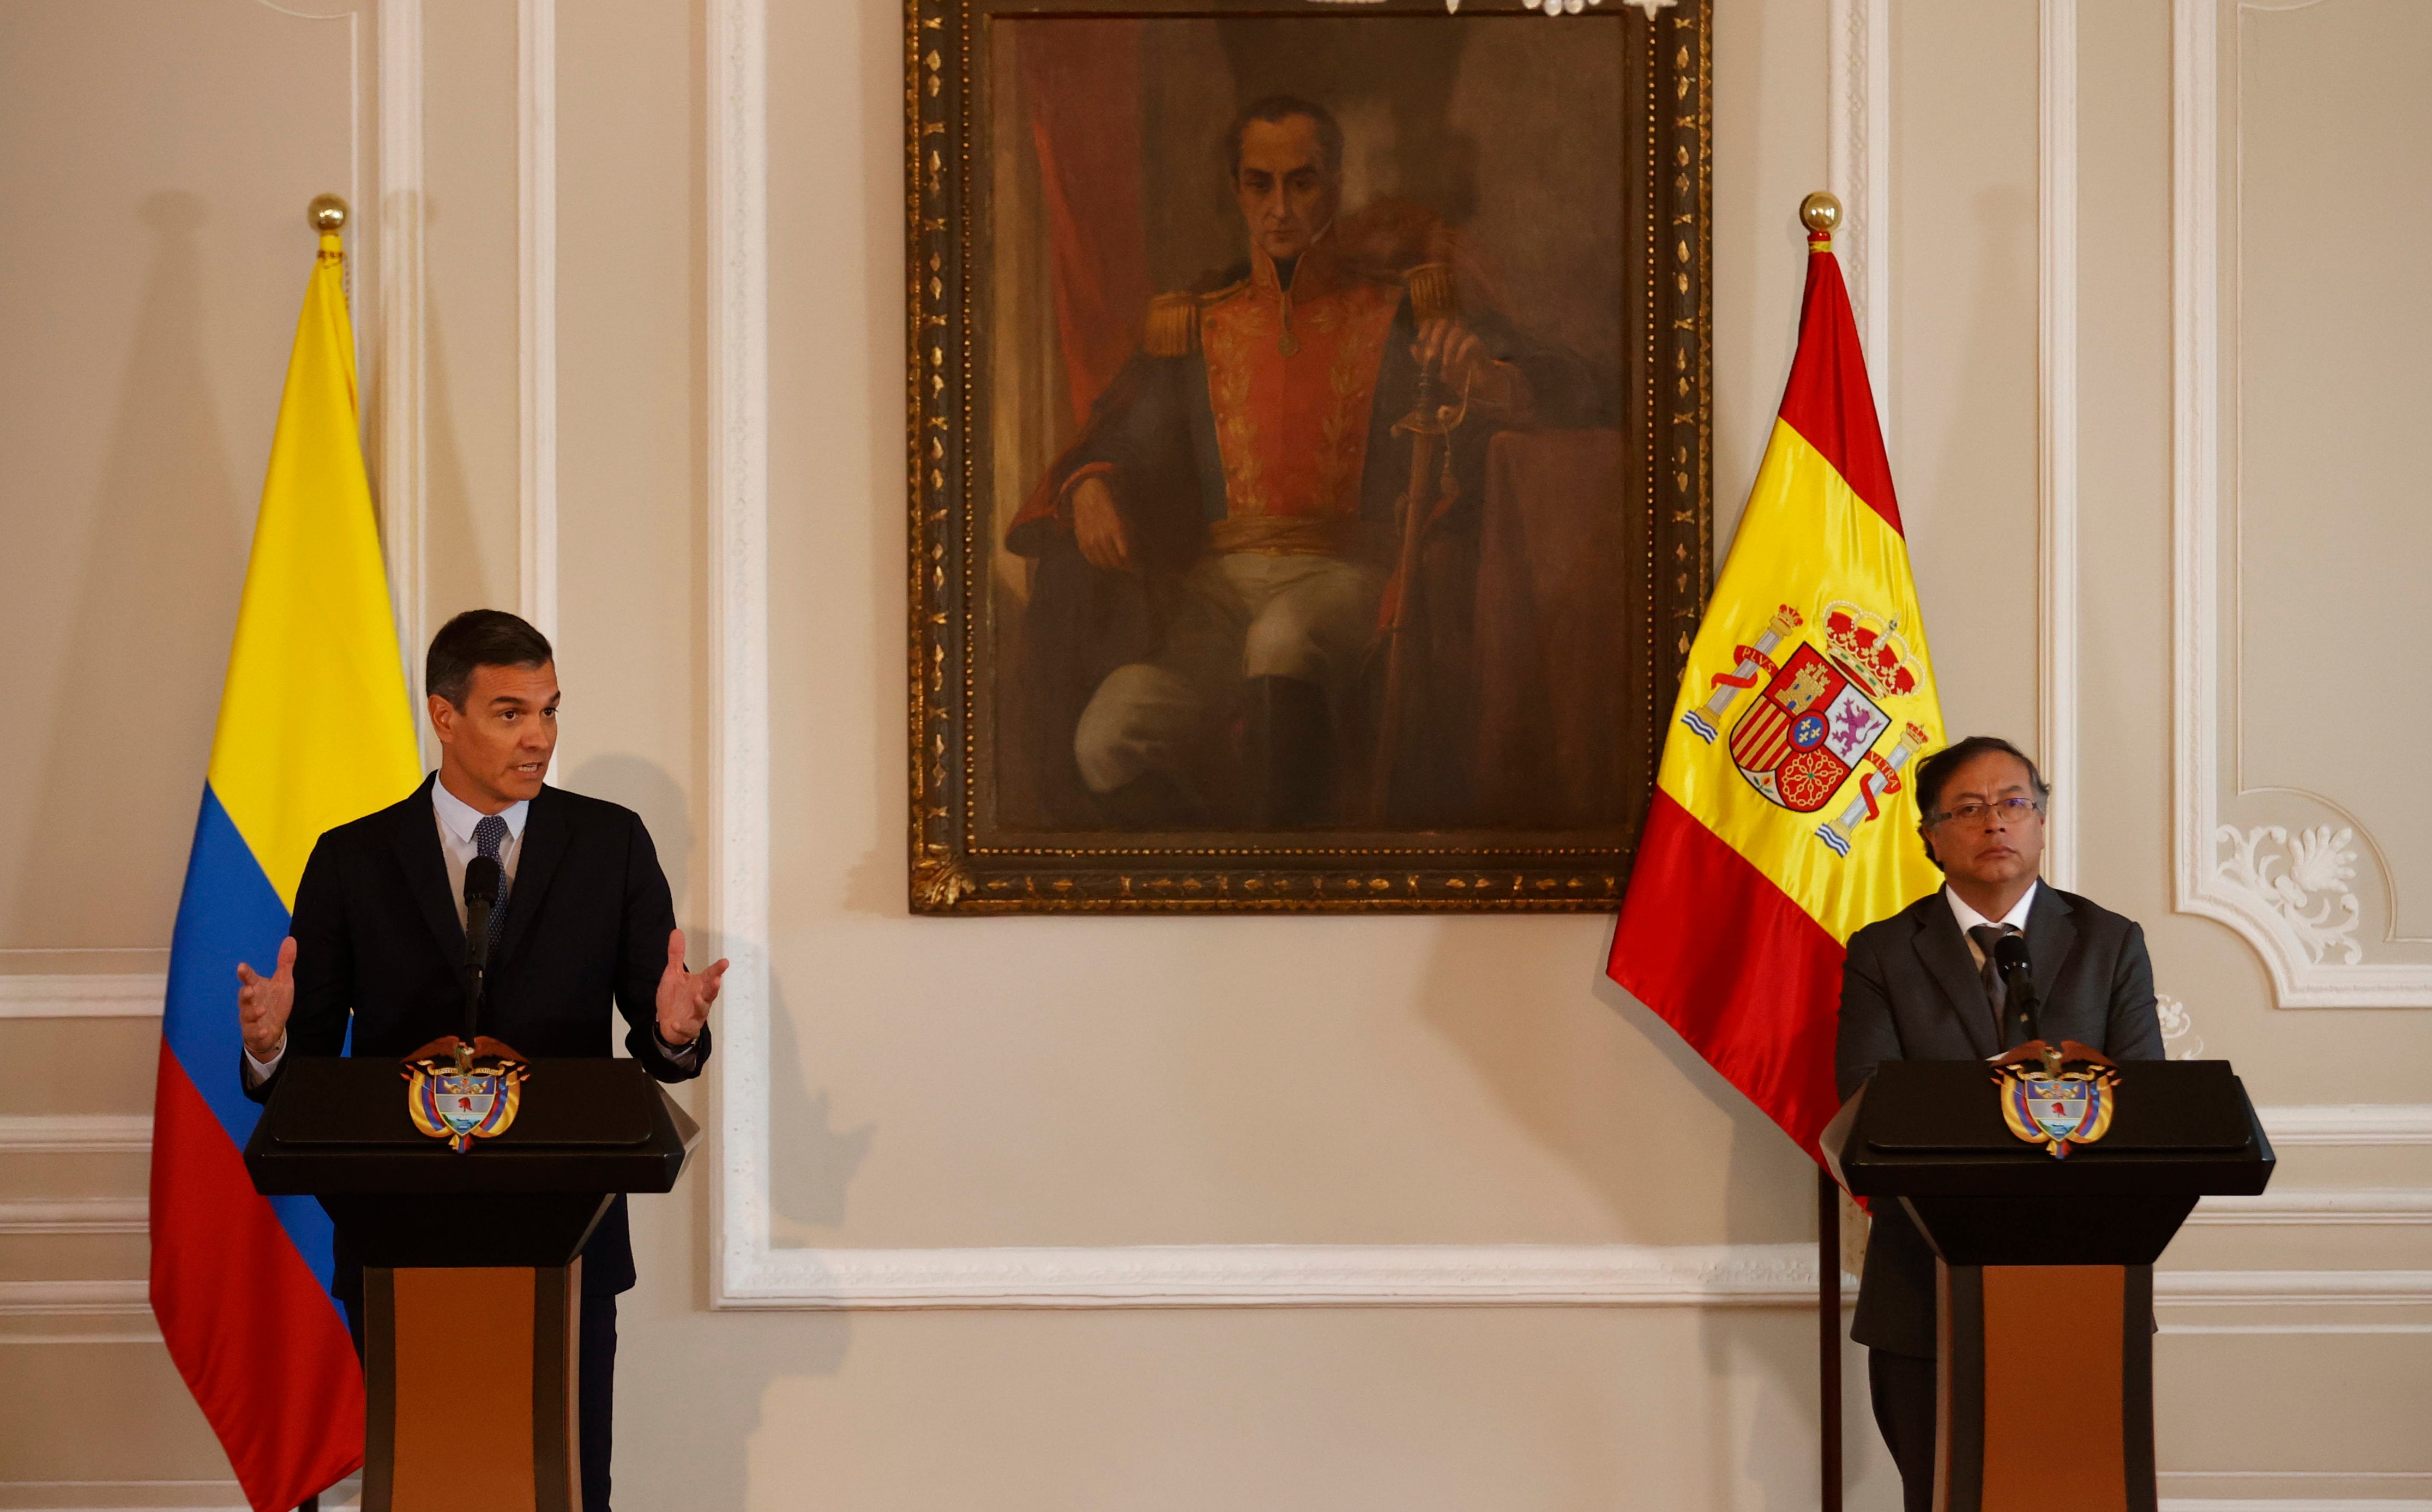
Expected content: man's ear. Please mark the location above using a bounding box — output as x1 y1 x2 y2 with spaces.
428 694 457 745
1917 826 1937 868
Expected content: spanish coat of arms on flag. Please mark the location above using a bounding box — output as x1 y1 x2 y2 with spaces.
1609 224 1945 1162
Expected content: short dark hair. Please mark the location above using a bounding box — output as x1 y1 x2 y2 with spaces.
426 609 553 709
1913 734 2049 866
1225 94 1344 181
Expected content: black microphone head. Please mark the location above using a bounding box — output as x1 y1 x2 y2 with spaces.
1993 931 2033 979
463 856 502 907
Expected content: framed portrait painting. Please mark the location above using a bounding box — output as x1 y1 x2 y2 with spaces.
906 0 1713 913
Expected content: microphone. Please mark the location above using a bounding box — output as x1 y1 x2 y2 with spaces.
1992 932 2041 1047
461 856 502 1039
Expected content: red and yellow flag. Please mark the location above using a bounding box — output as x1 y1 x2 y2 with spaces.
1609 228 1943 1161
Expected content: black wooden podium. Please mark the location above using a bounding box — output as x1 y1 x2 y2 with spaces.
246 1057 697 1512
1822 1058 2274 1512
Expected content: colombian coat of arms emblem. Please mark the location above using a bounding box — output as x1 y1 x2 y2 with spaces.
1991 1042 2121 1159
402 1038 531 1153
1681 601 1931 857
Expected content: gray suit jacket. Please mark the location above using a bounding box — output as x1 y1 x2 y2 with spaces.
1835 882 2165 1357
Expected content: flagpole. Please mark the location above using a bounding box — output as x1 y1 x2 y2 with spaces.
1819 1165 1844 1512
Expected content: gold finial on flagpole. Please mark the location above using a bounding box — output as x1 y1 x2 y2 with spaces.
308 194 350 234
1799 191 1843 236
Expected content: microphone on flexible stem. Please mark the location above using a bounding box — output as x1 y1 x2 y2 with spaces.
1992 932 2042 1049
461 856 501 1042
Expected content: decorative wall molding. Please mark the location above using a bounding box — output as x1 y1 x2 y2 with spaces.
2256 1104 2432 1147
2188 1190 2432 1226
376 0 428 757
706 0 773 1309
0 1201 147 1237
2038 0 2080 888
0 975 164 1019
713 1239 2432 1312
0 1115 152 1153
2156 1269 2432 1307
2171 0 2432 1005
720 1243 1849 1311
1825 0 1891 429
518 0 559 645
0 1281 149 1318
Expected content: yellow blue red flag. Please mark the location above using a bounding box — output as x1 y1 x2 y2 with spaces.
1609 228 1945 1160
148 226 420 1510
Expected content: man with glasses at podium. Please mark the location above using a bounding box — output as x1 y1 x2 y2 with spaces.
1835 734 2165 1512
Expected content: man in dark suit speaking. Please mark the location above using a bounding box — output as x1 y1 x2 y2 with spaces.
232 609 724 1512
1835 734 2163 1512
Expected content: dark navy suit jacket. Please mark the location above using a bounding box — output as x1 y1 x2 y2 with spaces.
1835 882 2163 1356
244 773 711 1295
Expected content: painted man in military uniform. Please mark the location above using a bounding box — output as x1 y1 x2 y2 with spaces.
1006 95 1597 829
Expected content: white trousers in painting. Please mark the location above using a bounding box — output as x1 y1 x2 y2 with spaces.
1073 551 1383 796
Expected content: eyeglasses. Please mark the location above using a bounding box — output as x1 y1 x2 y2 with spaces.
1927 797 2043 827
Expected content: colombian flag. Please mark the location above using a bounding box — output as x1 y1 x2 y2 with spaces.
149 227 419 1509
1609 228 1945 1162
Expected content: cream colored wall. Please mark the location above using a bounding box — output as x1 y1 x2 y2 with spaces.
2 3 2425 1510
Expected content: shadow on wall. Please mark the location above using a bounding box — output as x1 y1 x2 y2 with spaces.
766 971 877 1234
21 191 249 945
568 754 692 907
564 755 876 1231
1415 925 1829 1497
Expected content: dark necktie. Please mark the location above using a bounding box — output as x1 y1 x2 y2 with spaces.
474 814 511 957
1968 923 2014 1046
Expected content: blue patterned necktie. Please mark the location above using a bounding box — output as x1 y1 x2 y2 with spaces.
473 813 511 957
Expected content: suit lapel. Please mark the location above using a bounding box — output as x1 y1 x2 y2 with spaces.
494 785 570 968
391 774 464 968
2026 882 2076 1021
1911 894 1998 1058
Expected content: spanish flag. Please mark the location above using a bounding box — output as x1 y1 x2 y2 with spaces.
1609 226 1944 1161
149 224 420 1509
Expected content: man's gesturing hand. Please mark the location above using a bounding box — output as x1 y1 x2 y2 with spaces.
237 938 297 1059
655 928 727 1048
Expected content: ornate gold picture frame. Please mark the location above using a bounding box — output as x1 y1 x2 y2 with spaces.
906 0 1713 913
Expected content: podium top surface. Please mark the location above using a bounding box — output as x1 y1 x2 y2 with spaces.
246 1056 698 1196
1828 1059 2274 1198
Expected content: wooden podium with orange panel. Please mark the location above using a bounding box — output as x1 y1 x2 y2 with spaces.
1823 1053 2274 1512
246 1052 697 1512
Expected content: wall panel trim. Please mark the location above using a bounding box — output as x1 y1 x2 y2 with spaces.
376 0 428 747
701 3 2432 1311
2039 0 2080 887
0 975 164 1019
1825 0 1892 429
0 1116 152 1152
2171 0 2432 1005
707 0 773 1309
519 0 559 644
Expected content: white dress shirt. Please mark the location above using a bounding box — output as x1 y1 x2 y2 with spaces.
432 780 529 929
1947 878 2039 970
246 783 528 1082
